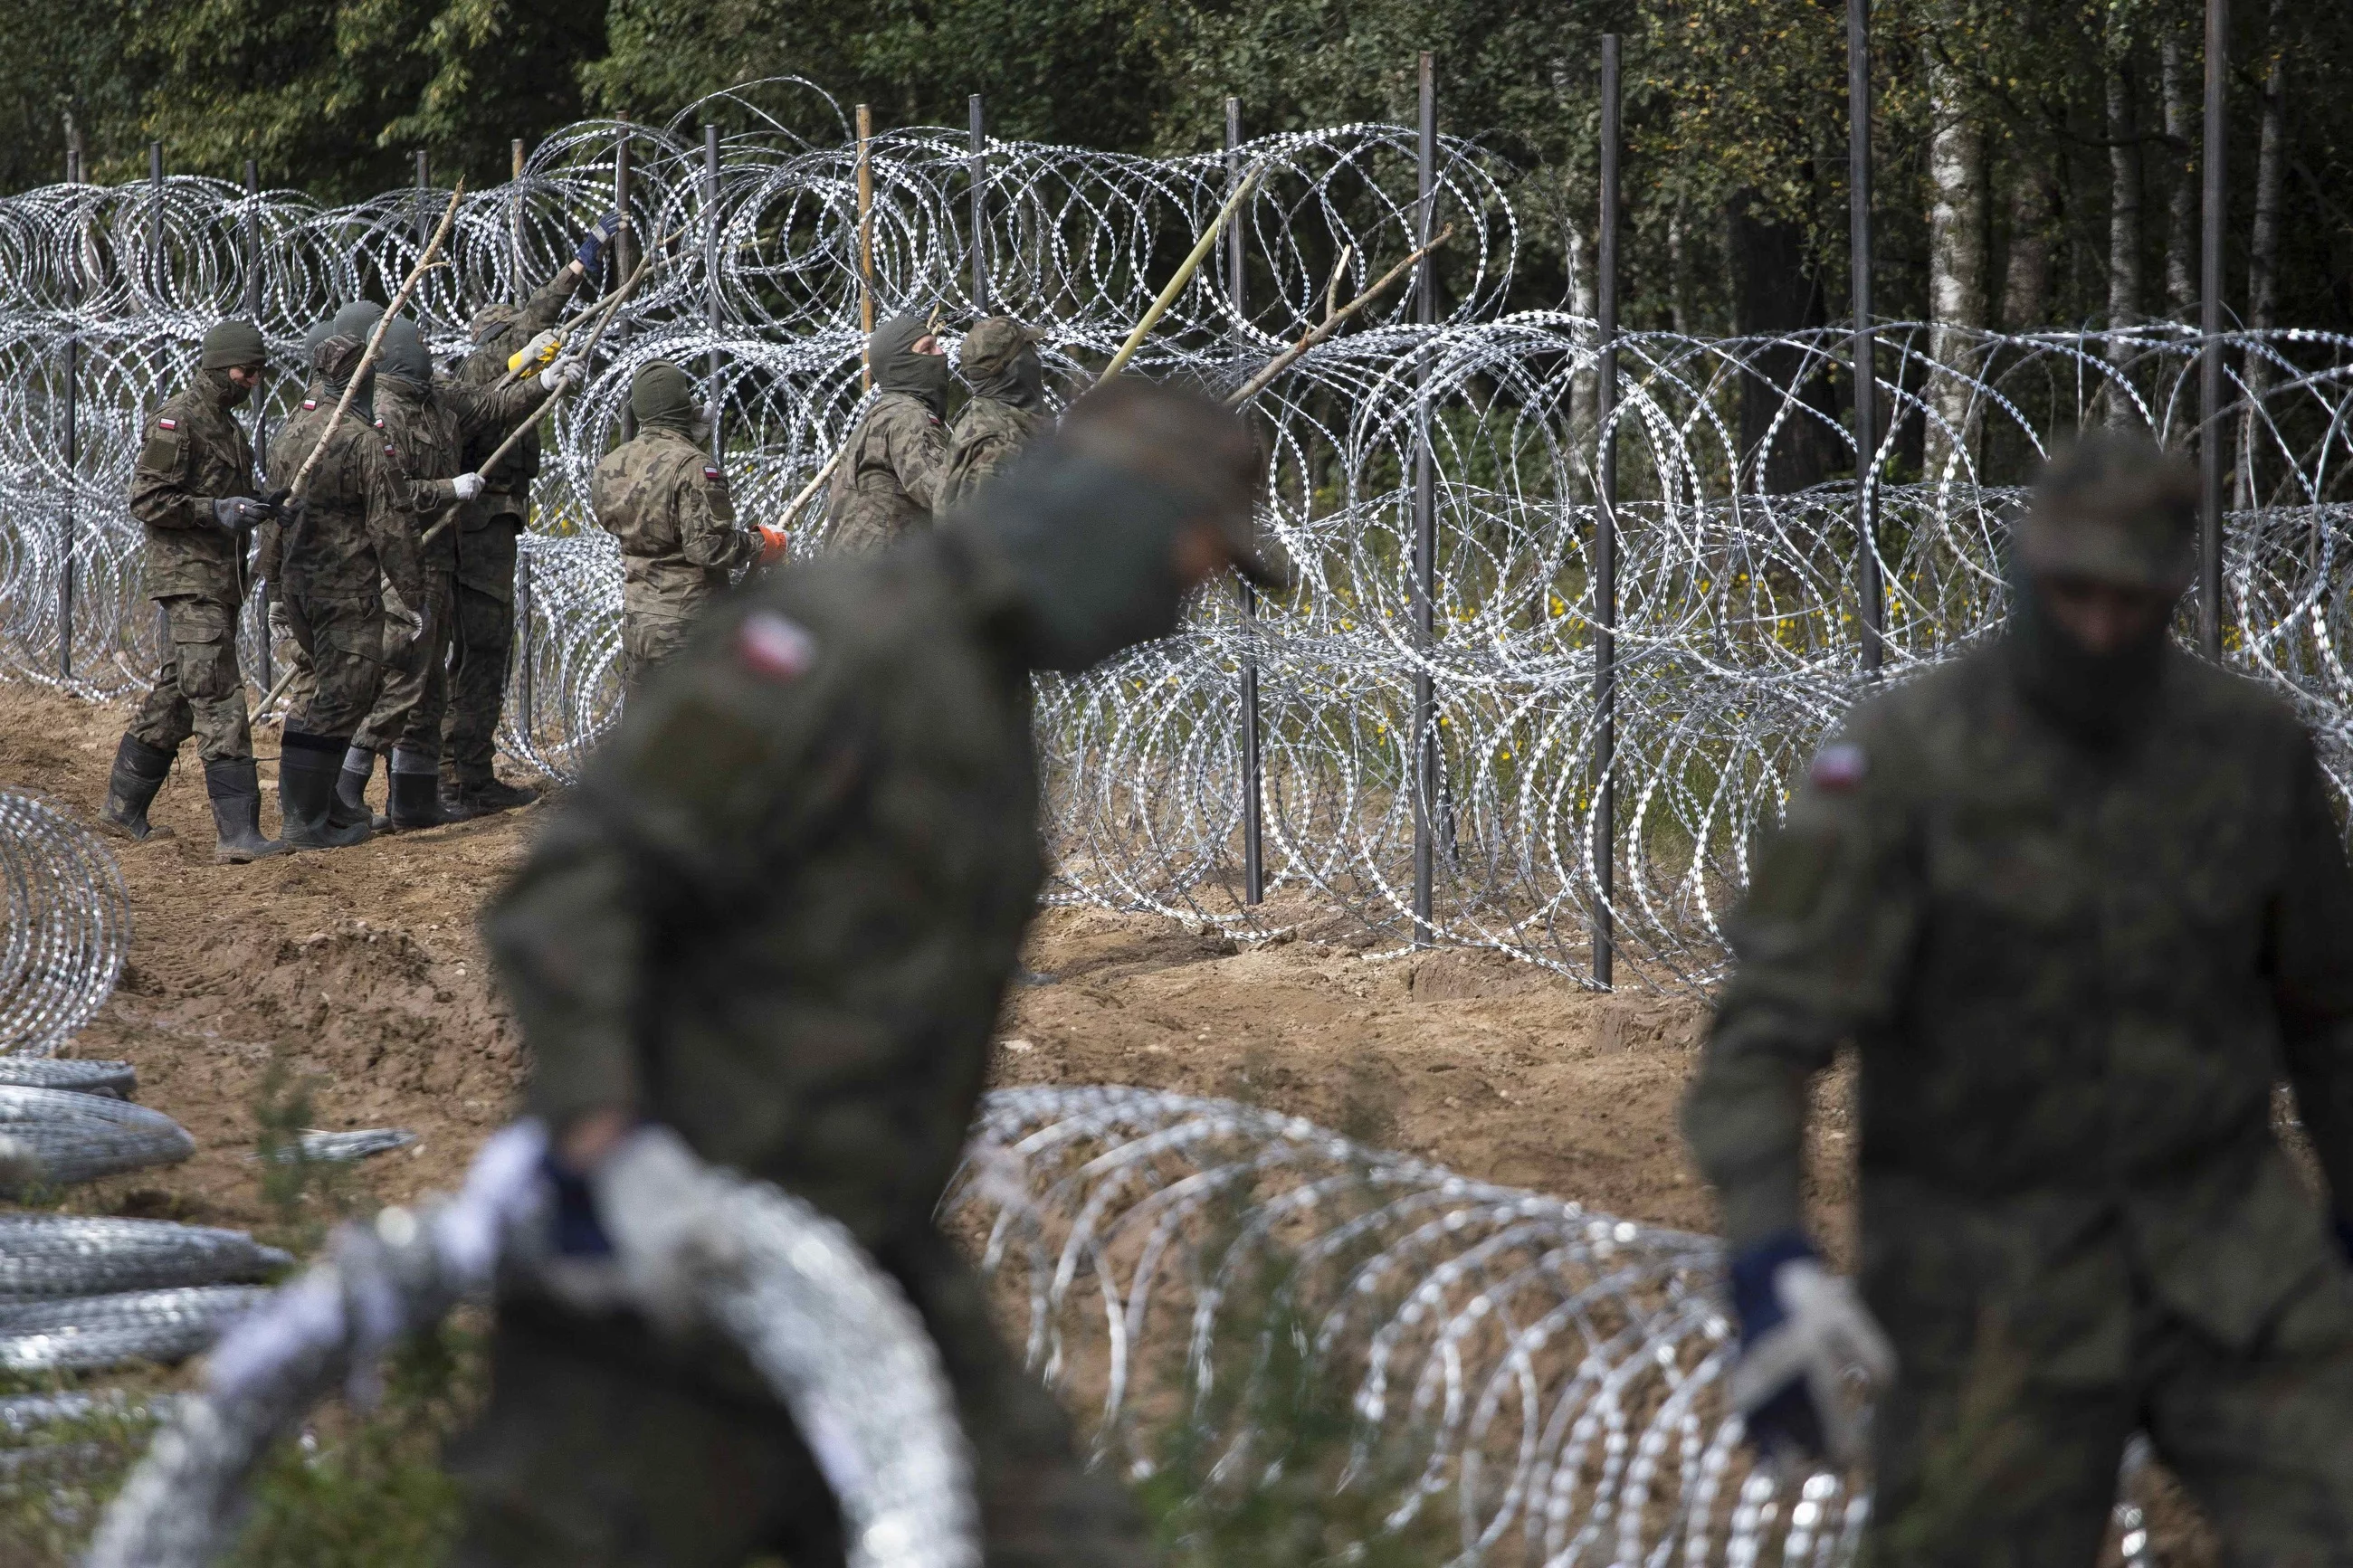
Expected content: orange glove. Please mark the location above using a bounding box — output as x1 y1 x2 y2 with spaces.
756 524 790 566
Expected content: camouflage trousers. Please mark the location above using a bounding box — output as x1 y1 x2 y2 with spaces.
126 593 252 763
281 587 387 739
443 520 519 786
354 569 456 755
1865 1259 2353 1566
444 1232 1149 1568
620 608 697 692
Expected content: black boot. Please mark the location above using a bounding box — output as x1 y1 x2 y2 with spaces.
280 732 370 850
99 735 177 841
386 746 445 831
444 774 539 817
203 758 288 864
336 745 381 831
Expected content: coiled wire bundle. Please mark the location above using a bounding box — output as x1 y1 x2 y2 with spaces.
0 791 128 1056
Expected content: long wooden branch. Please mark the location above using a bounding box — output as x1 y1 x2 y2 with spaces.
1103 163 1265 380
1225 223 1455 409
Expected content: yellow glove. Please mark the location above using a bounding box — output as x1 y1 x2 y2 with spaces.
506 329 563 380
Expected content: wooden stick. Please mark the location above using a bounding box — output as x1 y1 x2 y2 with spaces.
289 183 464 499
1103 163 1263 380
251 661 302 724
1225 223 1454 409
857 104 875 391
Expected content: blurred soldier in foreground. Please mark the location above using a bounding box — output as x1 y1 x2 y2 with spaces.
264 328 421 850
1684 433 2353 1563
456 379 1281 1566
825 313 949 553
342 318 568 831
590 360 785 689
100 318 285 864
943 316 1052 508
441 212 624 820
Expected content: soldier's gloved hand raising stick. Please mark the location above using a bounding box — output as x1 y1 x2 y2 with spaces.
1726 1231 1895 1467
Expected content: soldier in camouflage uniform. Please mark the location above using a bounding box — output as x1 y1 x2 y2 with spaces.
100 318 287 864
1683 433 2353 1564
440 212 623 821
450 379 1285 1568
342 317 567 831
264 330 423 850
943 316 1051 508
590 360 785 689
252 318 339 729
825 313 950 553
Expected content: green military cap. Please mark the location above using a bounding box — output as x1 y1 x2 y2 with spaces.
200 318 267 371
958 316 1042 379
2015 432 2199 592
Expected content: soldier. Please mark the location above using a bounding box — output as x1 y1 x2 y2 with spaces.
942 316 1051 508
100 318 286 864
1683 433 2353 1563
252 315 351 733
590 359 786 689
440 212 624 821
340 317 569 831
825 313 949 553
265 331 422 850
452 380 1283 1568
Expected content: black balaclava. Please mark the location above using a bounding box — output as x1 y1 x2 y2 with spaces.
200 366 252 409
375 318 433 399
871 314 951 413
2005 556 2176 749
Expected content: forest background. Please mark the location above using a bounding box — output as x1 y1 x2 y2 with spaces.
5 0 2349 391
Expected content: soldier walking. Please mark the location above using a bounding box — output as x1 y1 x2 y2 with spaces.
440 212 624 820
452 379 1283 1567
825 313 950 552
942 316 1051 508
1684 433 2353 1563
590 360 784 689
100 318 285 864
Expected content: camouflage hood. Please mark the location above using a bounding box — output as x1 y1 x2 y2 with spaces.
958 317 1044 409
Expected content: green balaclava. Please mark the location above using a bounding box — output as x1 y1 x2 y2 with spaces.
2005 431 2198 746
630 361 702 436
300 319 334 392
958 317 1044 409
198 318 266 406
314 334 376 423
961 378 1281 672
375 318 433 394
330 300 383 343
870 313 951 413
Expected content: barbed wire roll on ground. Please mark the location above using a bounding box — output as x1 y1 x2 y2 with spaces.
0 791 129 1057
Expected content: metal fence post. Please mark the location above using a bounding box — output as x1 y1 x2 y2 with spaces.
150 141 166 663
1226 96 1266 907
968 96 989 315
59 176 80 680
414 149 430 249
1411 52 1437 949
245 157 272 689
1850 0 1882 678
1593 36 1620 989
614 116 635 441
2200 0 2229 659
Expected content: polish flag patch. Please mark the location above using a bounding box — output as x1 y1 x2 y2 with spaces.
736 610 814 682
157 417 177 430
302 399 318 410
703 465 722 480
1809 742 1867 793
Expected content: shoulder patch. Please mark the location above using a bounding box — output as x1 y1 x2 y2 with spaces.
736 610 815 683
1809 742 1868 793
157 417 177 431
302 399 318 411
703 464 722 480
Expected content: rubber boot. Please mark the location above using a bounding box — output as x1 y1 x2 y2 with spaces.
98 735 177 842
443 773 538 818
203 758 288 864
279 731 370 850
336 745 383 832
386 746 445 831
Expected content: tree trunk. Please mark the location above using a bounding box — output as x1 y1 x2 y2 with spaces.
2242 0 2287 511
2161 27 2198 319
1729 190 1837 493
1667 200 1691 335
1565 203 1599 503
2000 153 2055 332
2105 54 2145 425
1926 50 1986 481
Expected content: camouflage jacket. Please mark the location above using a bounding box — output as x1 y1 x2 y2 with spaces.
825 392 948 554
1684 640 2353 1368
377 375 550 575
941 395 1049 510
485 526 1042 1251
265 398 421 609
253 380 327 587
590 425 759 619
456 269 582 518
129 372 258 603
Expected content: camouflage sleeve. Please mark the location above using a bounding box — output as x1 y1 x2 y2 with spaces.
361 437 424 608
444 377 553 451
886 400 950 516
2267 733 2353 1221
518 266 582 335
1682 716 1922 1247
675 453 758 574
128 407 204 531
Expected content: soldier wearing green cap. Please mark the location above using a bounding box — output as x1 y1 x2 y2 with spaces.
1683 431 2353 1563
826 313 951 553
449 376 1285 1568
943 316 1052 508
590 359 785 689
100 317 287 864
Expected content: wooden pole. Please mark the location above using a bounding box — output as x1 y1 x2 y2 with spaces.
857 103 876 388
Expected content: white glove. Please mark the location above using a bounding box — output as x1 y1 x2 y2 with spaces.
267 601 293 642
586 1124 745 1337
451 471 485 502
540 354 586 396
381 584 424 654
520 328 561 365
1728 1258 1897 1468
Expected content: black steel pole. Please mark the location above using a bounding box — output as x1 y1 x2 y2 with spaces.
1411 52 1437 949
1227 96 1266 907
414 149 430 249
1594 35 1620 990
1849 0 1882 677
2200 0 2228 659
704 123 724 460
149 141 165 664
246 157 271 690
968 96 990 315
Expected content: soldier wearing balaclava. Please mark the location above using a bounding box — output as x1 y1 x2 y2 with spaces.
941 315 1052 509
824 313 951 553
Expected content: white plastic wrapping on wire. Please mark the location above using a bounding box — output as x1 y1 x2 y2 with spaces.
85 1120 978 1568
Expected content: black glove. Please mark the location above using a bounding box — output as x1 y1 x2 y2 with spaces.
576 212 624 274
210 496 272 532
